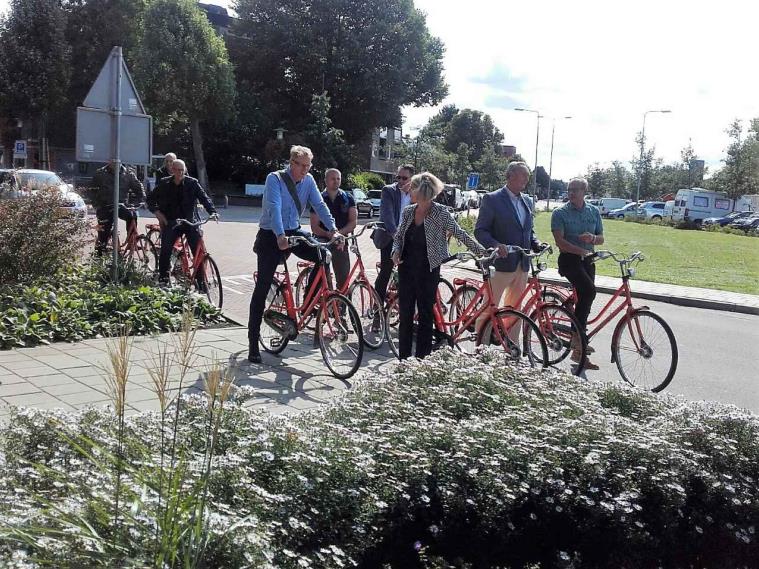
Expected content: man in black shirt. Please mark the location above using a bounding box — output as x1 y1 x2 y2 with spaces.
146 159 218 283
309 168 356 290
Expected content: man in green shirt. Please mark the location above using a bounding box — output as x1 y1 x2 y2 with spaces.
551 177 604 370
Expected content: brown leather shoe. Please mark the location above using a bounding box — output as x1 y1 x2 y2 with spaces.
583 358 600 371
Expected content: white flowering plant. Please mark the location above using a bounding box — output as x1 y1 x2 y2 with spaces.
0 348 757 568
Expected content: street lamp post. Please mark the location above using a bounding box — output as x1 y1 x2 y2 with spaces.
546 115 573 211
635 110 671 203
515 108 542 198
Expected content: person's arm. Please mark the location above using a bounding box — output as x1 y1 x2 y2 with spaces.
341 206 357 236
146 180 159 212
380 186 397 235
593 211 605 246
148 182 168 227
263 173 285 237
194 179 217 216
551 210 589 256
310 210 331 238
391 207 412 262
473 194 499 248
308 179 337 233
129 171 146 204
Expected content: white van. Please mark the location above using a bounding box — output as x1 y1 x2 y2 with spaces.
671 188 733 224
597 197 630 217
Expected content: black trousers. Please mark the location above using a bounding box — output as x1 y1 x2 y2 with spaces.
95 205 137 254
159 224 201 281
248 228 321 348
374 243 394 304
398 262 440 360
558 252 596 334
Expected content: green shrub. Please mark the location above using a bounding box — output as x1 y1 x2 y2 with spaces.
0 264 224 348
704 224 759 238
0 190 88 285
1 349 757 567
346 171 386 191
456 212 476 236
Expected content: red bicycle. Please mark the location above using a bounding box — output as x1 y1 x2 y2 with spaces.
170 217 223 309
293 222 386 349
450 246 587 375
95 205 157 273
259 235 364 379
542 250 678 392
384 249 549 368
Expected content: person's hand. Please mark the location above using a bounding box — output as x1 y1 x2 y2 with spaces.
497 243 511 257
539 242 550 252
210 212 219 222
392 251 402 266
277 235 290 251
579 232 595 244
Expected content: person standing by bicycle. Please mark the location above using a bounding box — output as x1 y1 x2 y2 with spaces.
91 160 145 256
248 146 339 364
373 164 415 305
551 177 604 370
474 161 548 342
151 152 176 193
392 172 485 360
309 167 356 291
146 158 218 284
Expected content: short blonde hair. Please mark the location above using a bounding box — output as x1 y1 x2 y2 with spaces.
410 172 443 202
290 145 313 161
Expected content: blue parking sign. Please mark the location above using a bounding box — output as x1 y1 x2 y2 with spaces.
467 173 480 189
13 140 27 159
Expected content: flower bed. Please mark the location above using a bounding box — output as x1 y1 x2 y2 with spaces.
0 349 757 567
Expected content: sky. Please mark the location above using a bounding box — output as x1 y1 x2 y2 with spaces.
2 0 756 181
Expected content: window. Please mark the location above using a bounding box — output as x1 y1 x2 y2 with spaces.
693 196 709 207
654 203 664 209
715 199 731 210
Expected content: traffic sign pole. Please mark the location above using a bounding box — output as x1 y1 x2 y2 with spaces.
111 47 123 282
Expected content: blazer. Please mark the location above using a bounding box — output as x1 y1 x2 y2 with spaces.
371 182 403 249
392 201 486 272
147 175 216 222
474 187 540 272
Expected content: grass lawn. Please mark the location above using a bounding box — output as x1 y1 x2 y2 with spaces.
455 211 759 294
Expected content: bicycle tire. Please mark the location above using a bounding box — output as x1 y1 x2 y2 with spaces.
316 293 364 379
347 280 385 350
259 284 290 354
127 235 158 274
436 276 455 319
611 309 678 392
146 228 161 250
294 266 312 308
196 255 223 309
530 304 585 375
478 308 549 368
384 294 402 359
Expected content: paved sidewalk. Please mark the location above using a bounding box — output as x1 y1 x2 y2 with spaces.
0 326 395 423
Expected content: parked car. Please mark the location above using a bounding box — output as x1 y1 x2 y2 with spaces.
347 188 374 218
0 168 88 217
671 188 733 225
663 200 675 220
702 210 754 228
366 189 382 215
728 214 759 232
636 201 667 220
461 189 480 208
597 197 631 217
608 202 639 219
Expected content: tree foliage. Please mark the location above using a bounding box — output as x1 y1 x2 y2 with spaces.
706 119 759 199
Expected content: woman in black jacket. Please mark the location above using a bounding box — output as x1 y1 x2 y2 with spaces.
391 172 485 360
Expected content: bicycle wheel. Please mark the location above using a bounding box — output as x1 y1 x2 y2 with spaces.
196 255 223 309
384 294 402 359
127 235 158 274
259 284 290 354
436 277 455 320
348 280 385 349
530 304 585 376
611 309 678 392
478 308 548 368
294 266 312 308
316 293 364 379
146 227 161 251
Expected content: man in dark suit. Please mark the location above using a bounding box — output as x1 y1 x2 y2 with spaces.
147 158 218 283
372 164 415 304
474 161 547 339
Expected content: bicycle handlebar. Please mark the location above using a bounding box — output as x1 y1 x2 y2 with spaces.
173 214 219 229
588 249 645 265
287 233 344 248
346 221 386 240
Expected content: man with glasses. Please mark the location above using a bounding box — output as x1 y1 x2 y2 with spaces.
247 146 339 364
372 164 415 305
551 177 604 370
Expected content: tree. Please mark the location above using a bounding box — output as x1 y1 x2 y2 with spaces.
474 147 509 191
304 91 350 183
135 0 236 191
230 0 447 148
0 0 71 168
708 119 759 199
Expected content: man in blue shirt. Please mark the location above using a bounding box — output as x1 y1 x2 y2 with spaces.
248 146 338 363
551 177 604 370
310 168 357 291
